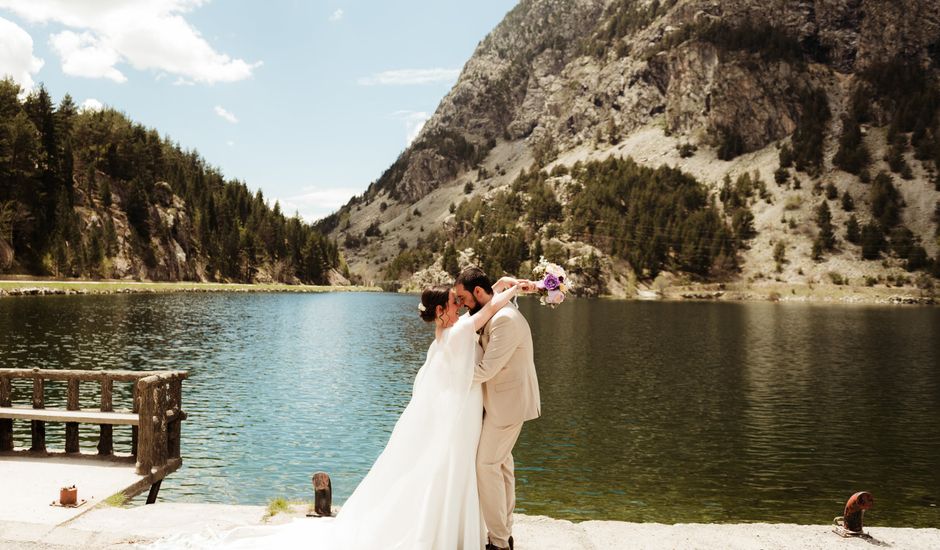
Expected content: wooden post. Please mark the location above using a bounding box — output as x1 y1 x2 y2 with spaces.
98 375 113 455
167 378 182 459
30 372 45 452
0 374 11 451
135 378 153 475
65 378 80 453
312 472 332 517
131 381 139 457
146 480 162 504
153 381 168 469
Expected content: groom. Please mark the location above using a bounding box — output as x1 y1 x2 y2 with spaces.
454 266 541 550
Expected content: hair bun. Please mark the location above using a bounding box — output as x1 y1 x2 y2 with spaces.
419 285 451 323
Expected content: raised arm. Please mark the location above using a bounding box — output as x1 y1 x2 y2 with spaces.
493 276 536 294
469 283 519 333
492 276 520 293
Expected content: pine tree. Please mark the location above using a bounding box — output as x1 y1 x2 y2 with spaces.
841 191 854 211
833 114 869 174
816 201 835 249
845 215 861 244
871 171 901 228
860 222 885 260
442 242 459 277
100 179 112 208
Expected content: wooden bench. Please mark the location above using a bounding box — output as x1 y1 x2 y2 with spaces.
0 406 139 425
0 368 188 504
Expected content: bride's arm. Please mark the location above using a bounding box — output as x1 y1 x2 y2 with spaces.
493 276 536 294
470 283 520 333
491 276 520 294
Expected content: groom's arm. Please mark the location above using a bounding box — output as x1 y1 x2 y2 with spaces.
473 314 521 384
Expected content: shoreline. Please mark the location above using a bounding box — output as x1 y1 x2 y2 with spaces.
2 502 938 549
0 278 935 306
638 280 937 306
0 279 382 298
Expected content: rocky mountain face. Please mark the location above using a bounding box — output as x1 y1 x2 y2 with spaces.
326 0 940 296
75 177 205 281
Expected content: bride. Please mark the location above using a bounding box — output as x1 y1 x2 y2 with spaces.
153 278 523 549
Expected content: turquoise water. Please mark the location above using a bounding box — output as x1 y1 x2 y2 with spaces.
1 293 938 526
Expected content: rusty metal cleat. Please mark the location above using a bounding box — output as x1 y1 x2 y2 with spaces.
833 491 874 538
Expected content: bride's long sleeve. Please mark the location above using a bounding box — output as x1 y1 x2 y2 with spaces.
471 284 519 333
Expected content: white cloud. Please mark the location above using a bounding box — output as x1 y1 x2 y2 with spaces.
50 30 126 82
0 0 260 84
277 187 360 222
358 68 460 86
329 9 343 22
214 105 238 123
0 16 44 90
226 140 235 147
390 110 430 145
79 97 103 112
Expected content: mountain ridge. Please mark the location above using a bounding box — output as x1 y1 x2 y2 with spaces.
324 0 940 298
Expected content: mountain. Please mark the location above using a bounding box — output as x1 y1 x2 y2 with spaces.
322 0 940 297
0 82 343 284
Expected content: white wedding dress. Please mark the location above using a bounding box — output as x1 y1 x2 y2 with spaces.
150 316 486 550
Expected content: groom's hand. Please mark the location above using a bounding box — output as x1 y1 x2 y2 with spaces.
519 279 536 293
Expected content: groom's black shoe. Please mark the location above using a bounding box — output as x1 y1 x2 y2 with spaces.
509 536 514 550
485 545 509 550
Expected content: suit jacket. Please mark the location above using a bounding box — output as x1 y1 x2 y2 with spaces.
473 305 540 426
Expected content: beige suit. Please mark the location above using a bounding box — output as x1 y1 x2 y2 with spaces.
474 305 540 548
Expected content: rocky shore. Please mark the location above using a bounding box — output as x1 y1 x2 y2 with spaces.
1 503 939 550
652 281 937 306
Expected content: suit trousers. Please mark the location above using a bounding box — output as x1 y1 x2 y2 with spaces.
476 419 524 548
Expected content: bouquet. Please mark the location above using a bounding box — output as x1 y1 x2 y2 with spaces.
532 257 571 307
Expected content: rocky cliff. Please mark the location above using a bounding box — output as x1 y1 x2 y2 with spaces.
325 0 940 296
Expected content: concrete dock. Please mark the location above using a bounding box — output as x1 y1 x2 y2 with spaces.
1 502 939 549
0 454 146 526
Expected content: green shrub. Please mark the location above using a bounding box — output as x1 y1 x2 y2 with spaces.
773 241 787 272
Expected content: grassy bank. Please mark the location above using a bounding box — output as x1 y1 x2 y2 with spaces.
0 279 382 297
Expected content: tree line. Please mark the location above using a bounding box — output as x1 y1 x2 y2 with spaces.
0 79 339 283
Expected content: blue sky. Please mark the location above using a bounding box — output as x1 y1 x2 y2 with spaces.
0 0 517 220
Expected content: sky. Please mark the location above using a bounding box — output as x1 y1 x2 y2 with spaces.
0 0 518 221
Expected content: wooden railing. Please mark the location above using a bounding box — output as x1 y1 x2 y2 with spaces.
0 368 188 478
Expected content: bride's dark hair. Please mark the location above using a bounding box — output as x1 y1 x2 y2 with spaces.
420 285 451 323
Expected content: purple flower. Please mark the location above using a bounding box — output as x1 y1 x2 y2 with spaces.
541 273 560 291
545 289 564 305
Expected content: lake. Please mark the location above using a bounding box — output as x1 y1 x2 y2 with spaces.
0 292 938 527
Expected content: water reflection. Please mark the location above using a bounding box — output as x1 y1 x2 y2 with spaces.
0 294 938 526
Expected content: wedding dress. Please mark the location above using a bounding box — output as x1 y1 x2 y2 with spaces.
150 315 486 550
